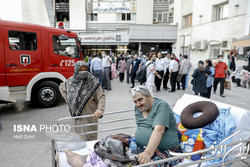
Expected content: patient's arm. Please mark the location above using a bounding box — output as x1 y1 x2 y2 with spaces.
137 125 165 164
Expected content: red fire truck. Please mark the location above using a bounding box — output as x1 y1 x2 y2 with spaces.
0 20 82 107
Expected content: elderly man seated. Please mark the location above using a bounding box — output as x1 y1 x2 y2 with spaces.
130 86 180 164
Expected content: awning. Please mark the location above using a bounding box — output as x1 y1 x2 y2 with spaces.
230 35 250 47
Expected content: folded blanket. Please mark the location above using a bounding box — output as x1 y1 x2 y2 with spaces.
202 107 236 165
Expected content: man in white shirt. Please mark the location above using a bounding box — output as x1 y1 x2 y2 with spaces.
168 54 179 92
163 54 171 90
91 54 103 88
179 55 192 90
102 51 112 91
145 53 161 97
155 52 166 92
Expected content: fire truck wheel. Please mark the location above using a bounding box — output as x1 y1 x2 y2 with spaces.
34 81 61 107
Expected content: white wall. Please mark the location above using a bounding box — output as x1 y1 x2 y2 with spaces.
0 0 22 22
21 0 50 26
174 0 248 66
246 0 250 34
70 0 86 30
136 0 153 24
192 0 212 26
96 13 116 23
182 0 193 16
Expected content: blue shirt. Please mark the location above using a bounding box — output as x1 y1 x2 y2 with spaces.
90 57 103 73
131 59 141 72
206 66 215 87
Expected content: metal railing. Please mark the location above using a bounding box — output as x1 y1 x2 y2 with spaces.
58 109 136 136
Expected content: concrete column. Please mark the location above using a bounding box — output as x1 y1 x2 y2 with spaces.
138 42 142 57
21 0 50 26
245 0 250 35
69 0 86 30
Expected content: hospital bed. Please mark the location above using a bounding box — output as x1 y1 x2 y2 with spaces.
52 94 250 167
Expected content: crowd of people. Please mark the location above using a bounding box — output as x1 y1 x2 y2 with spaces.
85 51 193 97
82 49 250 99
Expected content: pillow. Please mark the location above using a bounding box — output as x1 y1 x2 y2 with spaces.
180 101 219 129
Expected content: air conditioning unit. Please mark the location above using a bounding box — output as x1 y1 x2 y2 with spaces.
194 40 207 50
191 45 196 50
200 40 208 50
194 41 201 50
221 38 236 50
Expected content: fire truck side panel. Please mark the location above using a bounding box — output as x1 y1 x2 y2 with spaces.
3 26 42 86
0 22 6 86
48 31 77 79
0 20 82 107
41 28 52 73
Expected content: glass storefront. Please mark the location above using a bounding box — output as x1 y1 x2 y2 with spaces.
81 42 173 58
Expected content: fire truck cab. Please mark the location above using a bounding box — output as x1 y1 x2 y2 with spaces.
0 20 82 107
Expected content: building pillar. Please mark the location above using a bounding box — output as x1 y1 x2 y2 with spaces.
138 42 142 55
246 0 250 35
69 0 86 30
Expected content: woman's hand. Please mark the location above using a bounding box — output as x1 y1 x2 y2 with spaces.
137 151 151 164
93 110 103 119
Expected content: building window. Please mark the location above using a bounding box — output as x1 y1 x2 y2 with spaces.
117 13 135 21
169 8 174 23
55 0 69 28
8 31 37 51
182 14 192 28
55 0 69 2
53 36 78 58
213 3 229 21
154 0 168 2
153 11 168 22
116 35 121 41
210 45 221 59
87 13 98 21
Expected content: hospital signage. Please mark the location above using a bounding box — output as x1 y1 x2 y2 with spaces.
79 33 129 44
93 2 131 13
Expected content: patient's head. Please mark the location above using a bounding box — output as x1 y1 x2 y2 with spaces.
130 86 153 112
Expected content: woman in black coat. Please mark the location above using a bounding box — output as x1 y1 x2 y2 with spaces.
192 60 211 97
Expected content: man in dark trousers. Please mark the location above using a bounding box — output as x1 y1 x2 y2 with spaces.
168 54 179 92
126 55 133 84
213 55 228 97
129 54 141 88
163 53 171 90
155 52 166 92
